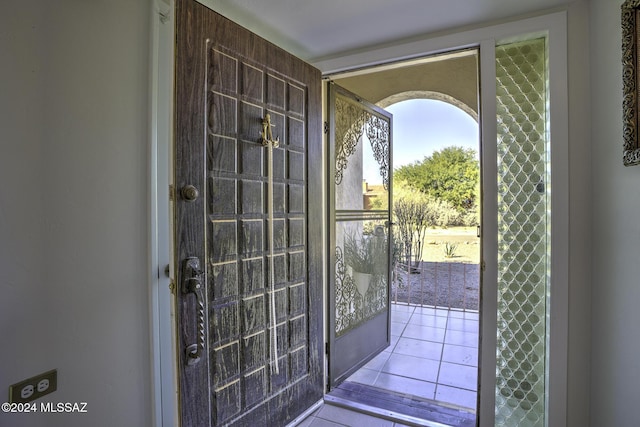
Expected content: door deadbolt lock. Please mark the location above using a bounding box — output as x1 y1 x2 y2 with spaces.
181 185 199 202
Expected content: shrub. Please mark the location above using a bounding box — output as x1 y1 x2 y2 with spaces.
443 241 458 258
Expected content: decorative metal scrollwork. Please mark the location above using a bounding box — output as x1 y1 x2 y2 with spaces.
366 115 390 190
334 96 390 187
335 246 356 336
335 97 367 186
334 245 388 337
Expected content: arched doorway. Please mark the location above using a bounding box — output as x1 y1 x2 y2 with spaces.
327 51 481 425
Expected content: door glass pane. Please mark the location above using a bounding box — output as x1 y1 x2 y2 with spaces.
333 91 390 337
335 221 389 336
335 95 390 211
495 37 549 427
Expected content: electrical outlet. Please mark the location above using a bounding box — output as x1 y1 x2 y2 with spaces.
20 385 34 399
9 369 57 403
37 379 49 392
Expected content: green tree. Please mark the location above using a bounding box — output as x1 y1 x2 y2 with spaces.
395 146 479 213
392 182 461 267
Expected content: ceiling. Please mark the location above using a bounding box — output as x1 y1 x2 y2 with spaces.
208 0 574 62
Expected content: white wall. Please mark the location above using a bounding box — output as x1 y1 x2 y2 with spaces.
590 1 640 426
0 3 48 426
0 1 152 426
566 2 592 426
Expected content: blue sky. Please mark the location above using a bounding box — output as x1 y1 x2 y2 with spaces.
363 99 479 185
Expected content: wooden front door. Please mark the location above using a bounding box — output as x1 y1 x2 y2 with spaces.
174 1 323 425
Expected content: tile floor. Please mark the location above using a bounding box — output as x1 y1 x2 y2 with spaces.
297 304 479 427
347 304 479 410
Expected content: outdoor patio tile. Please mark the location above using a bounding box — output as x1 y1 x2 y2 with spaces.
339 304 480 424
446 317 479 332
391 310 413 323
434 308 450 317
391 321 407 337
382 353 439 383
441 344 478 366
373 372 436 400
347 367 379 386
435 384 478 410
390 335 400 350
413 306 436 316
386 327 406 346
402 323 446 342
444 330 479 348
364 350 391 370
408 313 448 329
316 405 395 427
448 310 479 320
437 362 478 391
392 304 416 313
394 337 443 361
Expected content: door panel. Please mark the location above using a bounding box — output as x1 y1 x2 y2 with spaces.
175 1 323 425
494 37 549 427
328 83 393 388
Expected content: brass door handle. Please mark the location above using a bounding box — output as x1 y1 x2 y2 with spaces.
182 257 205 366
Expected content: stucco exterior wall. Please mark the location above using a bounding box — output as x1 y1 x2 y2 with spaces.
335 53 478 116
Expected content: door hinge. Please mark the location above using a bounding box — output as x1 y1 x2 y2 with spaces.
169 184 175 201
325 342 329 355
324 121 329 134
481 260 486 272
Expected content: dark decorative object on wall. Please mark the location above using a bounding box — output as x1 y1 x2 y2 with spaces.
622 0 640 166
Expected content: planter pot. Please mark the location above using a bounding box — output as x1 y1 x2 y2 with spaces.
352 271 372 296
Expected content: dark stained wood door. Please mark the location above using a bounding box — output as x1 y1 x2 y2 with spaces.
174 1 323 425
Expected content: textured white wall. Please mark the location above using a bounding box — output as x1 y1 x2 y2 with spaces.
0 2 48 426
590 1 640 426
566 2 592 426
0 1 152 426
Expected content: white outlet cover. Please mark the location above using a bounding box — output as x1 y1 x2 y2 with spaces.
37 379 49 392
21 385 34 398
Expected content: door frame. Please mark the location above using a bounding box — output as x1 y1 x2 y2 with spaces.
149 1 178 426
149 3 568 426
322 10 569 426
319 11 568 426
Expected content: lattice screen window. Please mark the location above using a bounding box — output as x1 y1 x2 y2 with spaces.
495 37 550 427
